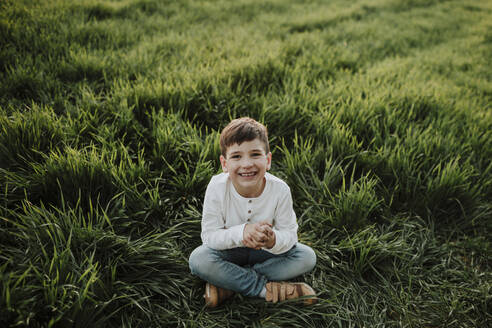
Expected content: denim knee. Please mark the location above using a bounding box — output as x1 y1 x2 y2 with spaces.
295 243 317 273
189 245 211 276
304 245 317 272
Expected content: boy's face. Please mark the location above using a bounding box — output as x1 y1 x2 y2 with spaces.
220 138 272 198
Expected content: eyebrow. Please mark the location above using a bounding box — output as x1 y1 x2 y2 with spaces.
228 149 264 155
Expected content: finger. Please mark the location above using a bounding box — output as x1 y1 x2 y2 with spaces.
255 225 266 233
246 224 261 237
249 234 265 248
250 236 264 249
243 224 255 240
243 237 255 248
252 231 268 243
244 230 255 240
246 240 259 249
258 228 272 240
256 236 268 247
258 223 272 232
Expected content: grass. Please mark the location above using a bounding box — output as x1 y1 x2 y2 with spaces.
1 0 491 326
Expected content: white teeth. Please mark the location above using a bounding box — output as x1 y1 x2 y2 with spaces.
240 172 256 177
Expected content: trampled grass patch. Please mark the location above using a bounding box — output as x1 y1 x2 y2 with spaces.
1 0 491 327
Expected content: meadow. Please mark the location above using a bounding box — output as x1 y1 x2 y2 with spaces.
1 0 491 326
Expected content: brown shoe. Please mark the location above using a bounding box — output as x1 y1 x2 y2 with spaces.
265 282 317 305
203 283 234 308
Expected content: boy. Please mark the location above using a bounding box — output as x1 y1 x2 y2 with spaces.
189 117 317 307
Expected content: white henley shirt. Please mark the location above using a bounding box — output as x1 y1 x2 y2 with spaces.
200 172 298 254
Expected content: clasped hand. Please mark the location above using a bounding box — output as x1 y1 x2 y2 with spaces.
243 221 275 250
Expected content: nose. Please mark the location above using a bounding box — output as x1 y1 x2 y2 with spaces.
240 157 253 168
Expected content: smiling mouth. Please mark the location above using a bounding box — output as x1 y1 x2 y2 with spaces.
238 172 257 177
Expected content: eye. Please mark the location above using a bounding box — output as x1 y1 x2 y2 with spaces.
252 153 262 157
231 155 240 159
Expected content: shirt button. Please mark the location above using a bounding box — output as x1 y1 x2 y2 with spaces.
248 210 251 214
248 200 252 203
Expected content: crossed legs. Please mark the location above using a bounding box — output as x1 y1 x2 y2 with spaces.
189 243 316 297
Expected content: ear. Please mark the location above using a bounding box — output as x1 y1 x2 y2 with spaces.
266 152 272 171
220 155 228 172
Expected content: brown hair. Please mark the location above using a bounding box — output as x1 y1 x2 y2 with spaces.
220 117 269 157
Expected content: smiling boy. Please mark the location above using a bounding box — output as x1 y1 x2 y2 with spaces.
189 117 317 307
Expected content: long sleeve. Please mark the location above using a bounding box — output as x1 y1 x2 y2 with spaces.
264 184 298 254
199 172 299 254
200 178 244 250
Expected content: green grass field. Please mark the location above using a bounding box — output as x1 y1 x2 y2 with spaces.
1 0 491 326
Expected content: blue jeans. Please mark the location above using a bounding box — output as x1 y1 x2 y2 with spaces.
188 243 316 297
